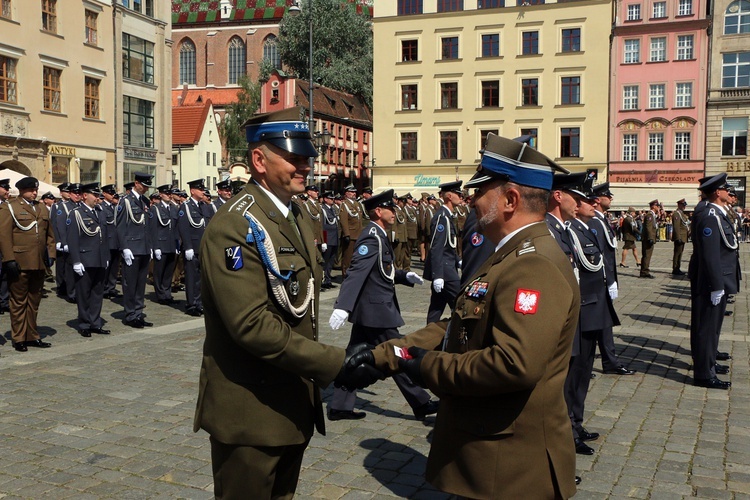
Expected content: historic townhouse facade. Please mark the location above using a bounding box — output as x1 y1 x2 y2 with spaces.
372 0 613 194
608 0 710 209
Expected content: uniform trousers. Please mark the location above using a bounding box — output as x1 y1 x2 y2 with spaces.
0 274 9 310
672 241 685 272
184 256 202 309
322 245 338 285
122 254 150 321
341 239 354 277
330 325 431 413
640 240 654 276
392 241 404 270
64 254 77 301
565 329 598 439
152 252 176 300
104 250 121 295
597 326 620 372
210 437 308 500
426 279 460 324
172 253 184 289
74 267 105 330
8 270 45 344
55 251 69 296
690 292 727 380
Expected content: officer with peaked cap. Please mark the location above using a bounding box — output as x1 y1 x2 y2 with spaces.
302 184 324 251
117 172 154 328
52 182 79 302
194 106 377 498
672 198 690 275
350 132 578 498
207 179 232 220
423 180 463 324
339 183 364 276
150 184 179 305
419 191 436 262
179 179 208 316
67 183 110 337
100 184 122 299
690 173 738 389
320 191 340 288
0 177 55 351
640 199 661 278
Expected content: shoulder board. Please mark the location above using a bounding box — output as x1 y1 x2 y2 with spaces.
228 194 255 215
368 226 377 235
517 239 536 256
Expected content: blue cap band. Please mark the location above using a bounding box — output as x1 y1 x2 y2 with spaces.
246 120 310 143
480 149 554 190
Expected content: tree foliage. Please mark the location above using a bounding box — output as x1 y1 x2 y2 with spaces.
277 0 373 106
220 75 261 163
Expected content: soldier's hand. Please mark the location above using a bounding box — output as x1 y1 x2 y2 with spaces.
432 278 444 293
647 239 655 245
56 242 63 252
608 282 618 300
341 235 350 245
711 290 725 306
406 272 424 285
154 249 162 261
122 249 134 266
4 261 21 281
185 249 195 261
73 263 85 276
321 243 328 253
676 239 683 244
334 343 385 391
398 346 429 388
63 245 69 253
329 309 349 330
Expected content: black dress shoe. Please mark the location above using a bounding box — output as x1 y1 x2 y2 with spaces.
26 339 51 348
139 317 154 327
725 310 733 316
590 373 596 379
327 409 366 421
92 328 111 335
603 365 636 375
639 274 655 279
727 296 736 304
672 269 685 275
575 476 582 485
694 377 731 390
123 318 144 328
574 438 595 455
186 307 203 317
716 352 732 361
13 343 27 352
413 400 439 420
715 363 730 375
577 428 600 441
79 329 92 338
619 263 629 268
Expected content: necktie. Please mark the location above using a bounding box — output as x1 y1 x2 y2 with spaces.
286 211 303 245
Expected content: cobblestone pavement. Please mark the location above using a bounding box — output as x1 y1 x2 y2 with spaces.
1 242 749 499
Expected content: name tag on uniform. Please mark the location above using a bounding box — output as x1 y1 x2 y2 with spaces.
466 281 489 298
279 246 296 254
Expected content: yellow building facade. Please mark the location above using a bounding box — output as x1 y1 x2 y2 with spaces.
372 0 613 194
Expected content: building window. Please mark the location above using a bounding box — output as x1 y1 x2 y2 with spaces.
482 80 500 107
624 39 640 63
674 132 691 159
229 37 247 84
521 78 539 105
401 84 417 110
440 131 458 160
179 39 196 85
518 0 545 5
649 83 665 108
43 66 61 112
676 35 693 60
402 39 418 61
627 3 641 20
623 134 638 161
678 0 692 15
401 132 417 160
560 127 580 157
437 0 463 11
42 0 57 33
650 37 666 62
441 37 459 60
561 28 581 52
478 0 503 7
623 85 639 109
440 82 458 109
675 82 692 107
263 35 281 70
123 96 154 148
123 33 155 84
481 34 499 57
520 128 538 148
85 10 98 45
561 76 581 104
121 0 153 17
725 0 750 35
0 56 17 104
522 31 539 55
480 129 499 150
722 52 750 87
398 0 422 15
652 1 667 18
85 77 100 119
80 159 101 183
1 0 10 19
722 117 748 156
206 152 211 166
648 133 664 160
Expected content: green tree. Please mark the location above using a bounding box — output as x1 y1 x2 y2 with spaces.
277 0 373 106
220 75 261 163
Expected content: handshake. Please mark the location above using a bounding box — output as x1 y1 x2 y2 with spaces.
333 343 385 391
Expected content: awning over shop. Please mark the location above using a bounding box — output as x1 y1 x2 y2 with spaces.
609 183 701 211
1 169 60 198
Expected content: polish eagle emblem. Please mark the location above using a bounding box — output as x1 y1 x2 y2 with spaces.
515 289 540 315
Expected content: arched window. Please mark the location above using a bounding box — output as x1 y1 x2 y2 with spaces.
179 39 196 85
263 35 281 69
725 0 750 34
228 37 246 84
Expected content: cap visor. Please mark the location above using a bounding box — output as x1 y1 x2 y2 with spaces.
464 172 494 189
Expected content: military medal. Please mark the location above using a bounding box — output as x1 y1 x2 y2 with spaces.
290 279 300 297
458 326 468 345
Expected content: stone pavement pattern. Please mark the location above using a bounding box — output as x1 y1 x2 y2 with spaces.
0 242 749 499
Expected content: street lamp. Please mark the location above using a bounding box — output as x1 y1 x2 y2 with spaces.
313 126 331 190
288 0 316 185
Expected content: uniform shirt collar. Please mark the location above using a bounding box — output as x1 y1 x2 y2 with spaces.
253 180 290 217
710 202 727 216
495 221 543 252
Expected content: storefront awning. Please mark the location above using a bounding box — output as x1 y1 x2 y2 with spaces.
609 183 701 211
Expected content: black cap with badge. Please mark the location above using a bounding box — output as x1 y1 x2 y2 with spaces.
81 182 101 195
15 177 40 190
592 182 613 198
187 179 205 190
217 179 231 191
439 180 463 195
41 192 55 200
0 178 10 190
243 106 318 158
134 172 153 187
363 189 396 212
101 184 117 195
157 184 172 194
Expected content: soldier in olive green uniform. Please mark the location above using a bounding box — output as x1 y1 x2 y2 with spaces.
640 200 659 278
671 199 690 275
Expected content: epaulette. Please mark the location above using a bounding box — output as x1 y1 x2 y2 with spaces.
228 194 255 216
517 239 536 256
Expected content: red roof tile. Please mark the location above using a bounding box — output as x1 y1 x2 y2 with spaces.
296 81 372 128
172 88 240 107
172 101 213 146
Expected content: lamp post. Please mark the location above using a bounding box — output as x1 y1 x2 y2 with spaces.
288 0 316 185
314 127 331 191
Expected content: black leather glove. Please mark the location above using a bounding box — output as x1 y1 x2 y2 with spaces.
4 261 21 281
397 346 429 388
334 343 385 391
676 239 683 245
341 235 350 246
648 239 655 245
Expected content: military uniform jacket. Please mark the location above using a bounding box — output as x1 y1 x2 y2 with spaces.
66 205 109 268
100 201 119 250
420 204 436 237
194 183 344 447
302 199 324 244
373 222 579 499
339 198 363 239
116 192 151 255
207 197 225 222
321 203 339 246
404 205 419 239
621 215 638 243
591 211 618 287
643 211 657 242
53 200 78 247
671 209 689 242
178 198 207 255
334 221 412 329
424 206 460 282
453 204 468 233
0 198 56 270
149 201 178 253
393 205 408 243
693 204 740 295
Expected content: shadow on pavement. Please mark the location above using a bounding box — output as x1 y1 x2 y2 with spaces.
615 334 692 383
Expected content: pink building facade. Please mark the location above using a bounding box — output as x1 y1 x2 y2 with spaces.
609 0 710 208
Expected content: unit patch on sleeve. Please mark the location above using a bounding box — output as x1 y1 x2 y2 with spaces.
358 244 369 256
515 289 540 315
225 245 243 271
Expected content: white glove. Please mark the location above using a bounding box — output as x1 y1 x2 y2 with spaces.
63 245 69 253
458 260 463 267
329 309 349 330
56 242 62 251
73 263 85 276
154 249 162 260
321 243 328 253
711 290 725 306
608 282 618 301
433 278 444 293
150 249 153 260
406 272 424 285
185 249 195 261
122 249 134 266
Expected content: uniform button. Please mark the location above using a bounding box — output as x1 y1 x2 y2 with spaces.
291 264 295 269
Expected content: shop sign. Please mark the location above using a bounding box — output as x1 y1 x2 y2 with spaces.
124 147 157 161
726 160 750 173
610 172 701 183
49 145 76 156
414 174 441 187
